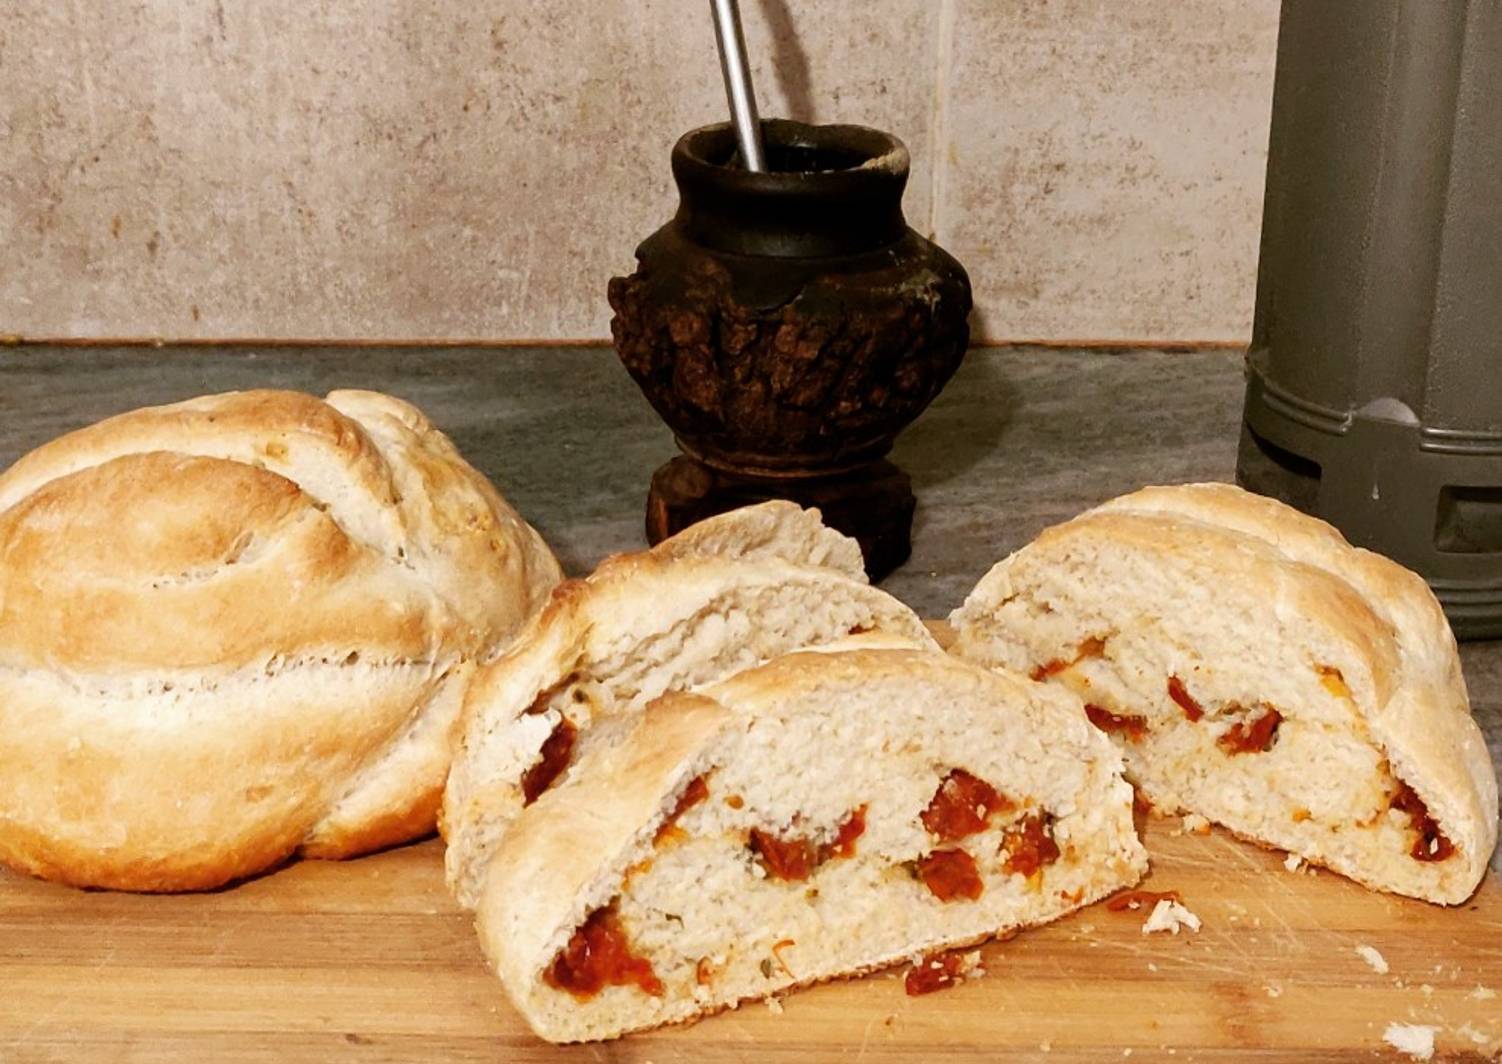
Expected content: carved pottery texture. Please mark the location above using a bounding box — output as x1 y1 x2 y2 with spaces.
609 253 970 472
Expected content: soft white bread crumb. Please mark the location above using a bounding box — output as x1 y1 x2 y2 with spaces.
1181 814 1211 835
443 504 936 908
1141 899 1201 935
1354 944 1389 975
475 648 1146 1043
951 483 1499 905
1382 1022 1437 1061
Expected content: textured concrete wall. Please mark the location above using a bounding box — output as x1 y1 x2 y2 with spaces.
0 1 1278 343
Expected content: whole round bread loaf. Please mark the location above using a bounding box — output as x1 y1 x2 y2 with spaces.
0 388 562 891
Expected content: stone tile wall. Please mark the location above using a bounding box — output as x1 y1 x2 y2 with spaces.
0 1 1278 343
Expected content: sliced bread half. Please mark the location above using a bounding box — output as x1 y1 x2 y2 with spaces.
950 483 1499 904
475 647 1145 1042
441 504 936 907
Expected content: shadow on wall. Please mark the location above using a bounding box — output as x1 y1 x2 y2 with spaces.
756 0 814 122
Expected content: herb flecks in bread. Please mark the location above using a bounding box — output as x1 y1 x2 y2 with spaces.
952 482 1499 905
473 648 1145 1043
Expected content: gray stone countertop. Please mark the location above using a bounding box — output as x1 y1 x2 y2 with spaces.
3 344 1498 871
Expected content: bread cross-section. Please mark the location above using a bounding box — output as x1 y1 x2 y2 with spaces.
473 647 1146 1042
441 504 937 908
951 483 1499 904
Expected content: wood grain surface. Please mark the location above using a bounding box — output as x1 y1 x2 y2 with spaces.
1 811 1498 1063
2 598 1499 1064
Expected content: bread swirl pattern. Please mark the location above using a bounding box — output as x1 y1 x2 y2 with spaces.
0 389 561 891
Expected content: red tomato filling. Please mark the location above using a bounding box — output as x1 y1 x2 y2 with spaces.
544 905 663 1000
920 769 1012 842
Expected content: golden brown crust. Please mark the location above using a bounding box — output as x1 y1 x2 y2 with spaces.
0 810 307 894
299 783 445 861
0 389 560 892
0 453 438 672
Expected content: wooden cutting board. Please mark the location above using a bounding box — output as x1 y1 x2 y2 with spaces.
4 622 1500 1062
2 822 1499 1063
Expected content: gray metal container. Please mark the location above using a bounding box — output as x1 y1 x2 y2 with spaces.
1238 0 1502 638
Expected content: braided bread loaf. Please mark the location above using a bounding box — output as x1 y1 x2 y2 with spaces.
0 389 560 891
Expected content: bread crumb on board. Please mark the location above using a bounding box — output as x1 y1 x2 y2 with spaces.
1263 982 1284 999
1142 899 1202 935
1382 1023 1437 1061
1455 1022 1492 1047
903 949 985 996
1179 813 1211 836
1469 985 1497 1001
764 997 784 1015
1354 944 1389 975
1283 853 1305 873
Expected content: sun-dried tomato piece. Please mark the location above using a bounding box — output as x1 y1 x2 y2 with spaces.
917 848 984 901
749 829 816 881
1029 659 1069 682
544 904 663 1000
904 950 969 996
1002 812 1061 878
1390 781 1456 862
920 769 1012 842
1216 706 1281 755
1167 676 1205 722
520 717 577 804
1029 636 1108 682
749 805 868 879
822 806 867 860
654 774 709 843
1084 703 1149 742
1105 888 1182 912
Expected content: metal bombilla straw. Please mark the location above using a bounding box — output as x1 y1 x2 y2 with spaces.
710 0 767 172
